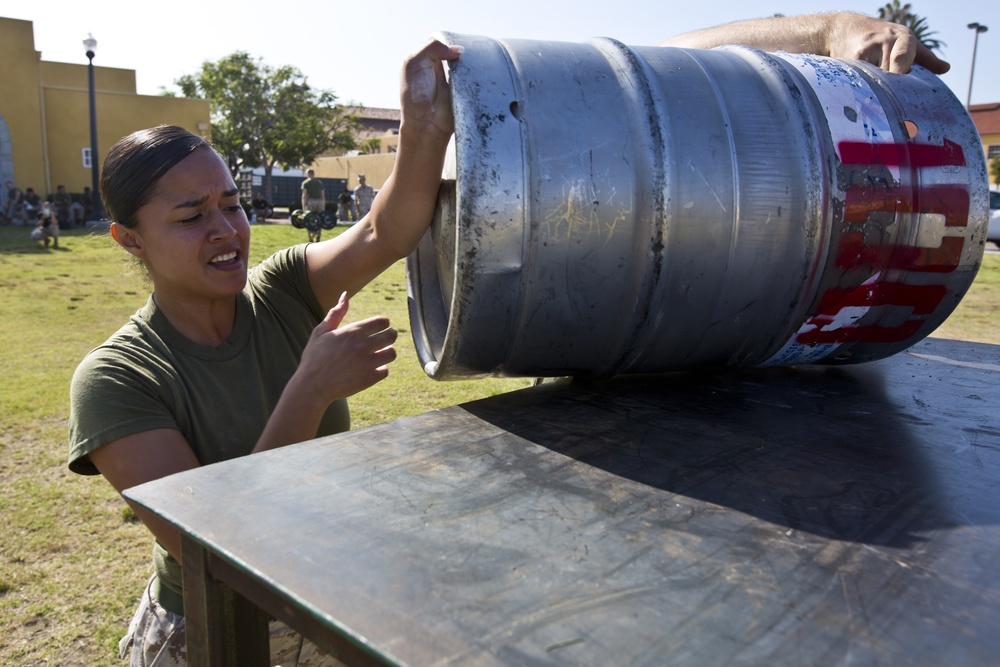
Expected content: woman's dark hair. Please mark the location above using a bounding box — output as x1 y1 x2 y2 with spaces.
100 125 212 228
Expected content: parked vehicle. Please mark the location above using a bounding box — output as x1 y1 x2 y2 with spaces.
989 190 1000 245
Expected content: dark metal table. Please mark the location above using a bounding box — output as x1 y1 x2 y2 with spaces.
125 337 1000 666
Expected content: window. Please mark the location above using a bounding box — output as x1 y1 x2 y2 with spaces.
987 145 1000 159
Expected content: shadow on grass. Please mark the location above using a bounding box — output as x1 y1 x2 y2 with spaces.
0 227 107 255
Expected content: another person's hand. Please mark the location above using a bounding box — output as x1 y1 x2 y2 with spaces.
662 12 950 76
399 40 463 146
827 11 950 74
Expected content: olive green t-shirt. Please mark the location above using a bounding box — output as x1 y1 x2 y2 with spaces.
67 244 349 612
301 177 325 200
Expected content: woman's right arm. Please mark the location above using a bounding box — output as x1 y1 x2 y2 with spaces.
89 295 398 562
89 429 200 563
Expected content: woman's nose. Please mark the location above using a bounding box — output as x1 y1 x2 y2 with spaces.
207 209 240 239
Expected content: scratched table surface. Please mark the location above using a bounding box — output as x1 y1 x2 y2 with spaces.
127 337 1000 666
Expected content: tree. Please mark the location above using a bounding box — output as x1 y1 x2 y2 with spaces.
175 53 358 200
876 1 946 53
361 137 383 155
990 156 1000 187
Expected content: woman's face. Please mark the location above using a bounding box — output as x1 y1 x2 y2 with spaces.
116 147 250 305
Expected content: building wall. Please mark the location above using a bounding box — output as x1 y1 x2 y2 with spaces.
968 104 1000 187
0 18 46 194
0 16 209 200
981 133 1000 158
313 153 397 190
983 133 1000 188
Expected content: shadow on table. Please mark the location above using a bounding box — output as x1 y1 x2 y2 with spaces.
460 362 992 549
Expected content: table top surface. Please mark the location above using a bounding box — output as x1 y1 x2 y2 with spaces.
127 337 1000 666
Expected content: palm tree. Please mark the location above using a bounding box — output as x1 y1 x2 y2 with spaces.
878 0 911 23
877 1 946 53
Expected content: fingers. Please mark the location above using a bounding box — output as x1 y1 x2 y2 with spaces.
885 32 916 74
340 317 398 356
399 39 463 139
870 24 949 75
879 33 949 75
331 318 398 390
316 292 349 333
310 292 397 366
829 14 950 76
913 41 951 74
401 40 462 102
299 312 399 401
407 39 463 70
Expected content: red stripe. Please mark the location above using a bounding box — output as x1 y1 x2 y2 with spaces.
838 139 965 168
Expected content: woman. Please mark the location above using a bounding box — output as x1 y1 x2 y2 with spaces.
68 14 944 666
69 39 460 665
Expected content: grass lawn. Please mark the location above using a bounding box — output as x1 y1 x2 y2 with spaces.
0 222 997 666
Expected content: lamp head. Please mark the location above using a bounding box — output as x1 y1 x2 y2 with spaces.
83 33 97 59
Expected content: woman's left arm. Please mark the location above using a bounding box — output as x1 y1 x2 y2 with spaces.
306 40 463 311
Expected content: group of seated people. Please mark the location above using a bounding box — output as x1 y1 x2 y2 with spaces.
3 183 95 228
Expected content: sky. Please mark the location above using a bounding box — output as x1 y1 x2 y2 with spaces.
3 0 997 110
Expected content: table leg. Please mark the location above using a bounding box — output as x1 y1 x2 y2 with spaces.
181 535 270 666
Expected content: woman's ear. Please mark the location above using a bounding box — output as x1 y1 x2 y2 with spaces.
110 222 144 257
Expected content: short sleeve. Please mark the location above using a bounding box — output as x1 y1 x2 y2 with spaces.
67 345 179 475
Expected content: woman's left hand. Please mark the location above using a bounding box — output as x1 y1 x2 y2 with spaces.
296 293 399 403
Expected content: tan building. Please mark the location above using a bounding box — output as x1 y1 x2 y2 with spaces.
970 103 1000 186
342 106 400 154
0 16 209 203
310 107 399 189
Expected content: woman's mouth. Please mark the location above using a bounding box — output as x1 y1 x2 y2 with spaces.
209 251 240 267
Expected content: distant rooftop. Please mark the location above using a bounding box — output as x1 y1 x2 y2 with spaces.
345 106 401 122
970 103 1000 135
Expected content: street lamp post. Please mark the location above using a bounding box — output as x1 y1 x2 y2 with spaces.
967 22 989 109
83 33 105 222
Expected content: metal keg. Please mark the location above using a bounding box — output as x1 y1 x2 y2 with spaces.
406 35 988 379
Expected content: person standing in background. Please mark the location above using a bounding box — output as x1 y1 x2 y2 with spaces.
301 169 325 216
353 173 375 221
301 169 326 241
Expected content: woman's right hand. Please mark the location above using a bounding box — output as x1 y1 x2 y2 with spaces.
301 40 463 314
399 39 463 150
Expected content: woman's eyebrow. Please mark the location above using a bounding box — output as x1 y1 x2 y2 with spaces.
172 188 240 210
173 195 208 210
